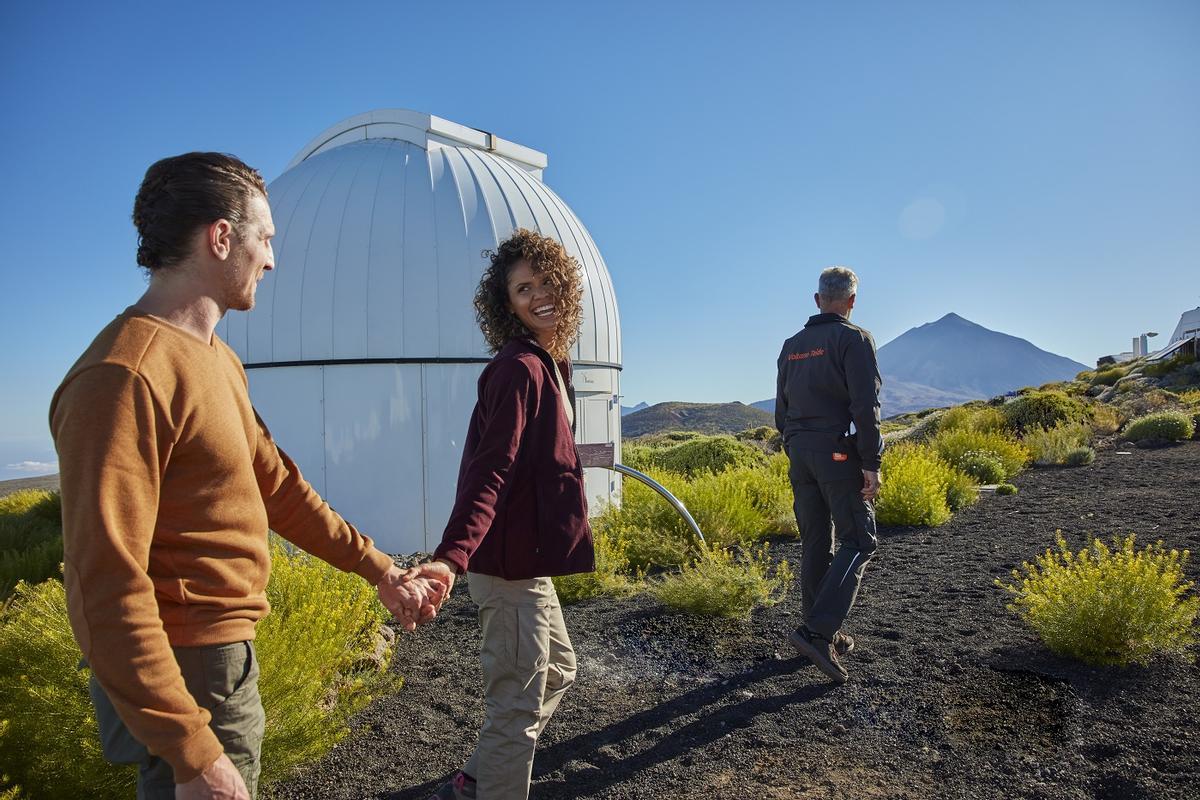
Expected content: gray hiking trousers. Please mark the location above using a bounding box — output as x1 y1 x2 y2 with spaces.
786 441 879 638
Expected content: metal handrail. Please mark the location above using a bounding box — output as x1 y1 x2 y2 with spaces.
611 463 706 544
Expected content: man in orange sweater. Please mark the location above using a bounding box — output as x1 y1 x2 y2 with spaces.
50 153 445 800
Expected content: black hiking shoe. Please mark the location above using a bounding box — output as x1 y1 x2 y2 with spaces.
834 630 855 656
788 626 849 684
429 771 476 800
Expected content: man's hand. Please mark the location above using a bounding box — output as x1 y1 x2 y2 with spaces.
861 469 881 502
176 753 249 800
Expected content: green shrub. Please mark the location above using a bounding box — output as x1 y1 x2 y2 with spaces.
945 469 980 512
1123 411 1195 442
997 533 1199 666
553 525 640 604
735 426 779 444
996 483 1019 496
1064 447 1095 466
953 450 1006 484
1141 353 1196 378
0 539 400 796
655 436 767 477
1002 391 1087 435
651 541 792 619
930 428 1030 480
619 443 659 473
875 443 953 527
0 491 63 598
1090 404 1122 435
610 458 795 569
1090 366 1128 387
1024 421 1093 466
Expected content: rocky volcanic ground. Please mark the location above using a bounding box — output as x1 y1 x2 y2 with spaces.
267 442 1200 800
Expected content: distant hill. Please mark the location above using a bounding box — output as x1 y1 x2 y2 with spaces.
621 402 649 417
754 313 1088 417
623 401 774 438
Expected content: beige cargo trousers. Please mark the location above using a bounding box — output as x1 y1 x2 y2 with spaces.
464 572 576 800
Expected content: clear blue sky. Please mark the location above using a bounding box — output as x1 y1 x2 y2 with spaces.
2 0 1198 479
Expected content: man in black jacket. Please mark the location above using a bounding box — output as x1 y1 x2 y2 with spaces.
775 266 882 684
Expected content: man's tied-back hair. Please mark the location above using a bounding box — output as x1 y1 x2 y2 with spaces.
474 229 584 361
132 152 268 272
818 266 859 302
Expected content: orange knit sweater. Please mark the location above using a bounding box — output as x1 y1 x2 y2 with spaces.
50 309 394 782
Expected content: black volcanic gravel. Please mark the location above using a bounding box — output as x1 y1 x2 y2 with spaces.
266 441 1200 800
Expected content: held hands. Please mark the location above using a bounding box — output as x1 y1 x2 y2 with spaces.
175 753 249 800
861 469 881 502
376 561 456 631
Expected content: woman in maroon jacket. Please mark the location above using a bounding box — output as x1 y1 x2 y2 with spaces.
428 229 594 800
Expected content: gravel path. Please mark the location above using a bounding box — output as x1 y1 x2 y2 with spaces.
267 441 1200 800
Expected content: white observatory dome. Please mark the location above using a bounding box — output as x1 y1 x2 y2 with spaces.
218 109 622 553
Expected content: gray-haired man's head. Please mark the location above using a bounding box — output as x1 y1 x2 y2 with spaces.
815 266 859 317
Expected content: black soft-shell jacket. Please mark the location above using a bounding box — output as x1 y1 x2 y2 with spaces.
775 312 884 470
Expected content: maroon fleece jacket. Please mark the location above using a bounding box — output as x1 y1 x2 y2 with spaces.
434 338 595 579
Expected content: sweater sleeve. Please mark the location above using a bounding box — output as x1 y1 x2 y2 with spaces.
51 365 224 783
434 358 534 574
251 412 394 585
844 331 884 470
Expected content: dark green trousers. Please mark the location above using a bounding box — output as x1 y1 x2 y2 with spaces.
787 442 879 638
88 641 265 799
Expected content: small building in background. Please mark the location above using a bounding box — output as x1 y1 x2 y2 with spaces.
218 109 623 554
1148 306 1200 362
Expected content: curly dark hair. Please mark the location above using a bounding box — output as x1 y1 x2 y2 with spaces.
474 229 584 361
132 152 268 272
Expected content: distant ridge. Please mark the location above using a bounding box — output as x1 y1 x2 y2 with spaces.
620 402 649 417
623 401 773 438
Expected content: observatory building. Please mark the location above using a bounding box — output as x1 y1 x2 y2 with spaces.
217 110 622 553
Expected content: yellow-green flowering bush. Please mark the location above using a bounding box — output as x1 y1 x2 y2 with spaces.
938 405 1008 435
0 538 400 797
652 541 792 619
0 580 129 799
553 525 640 604
875 443 954 527
255 538 401 783
997 533 1199 666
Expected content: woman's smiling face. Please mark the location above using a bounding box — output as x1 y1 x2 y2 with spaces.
506 259 559 347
